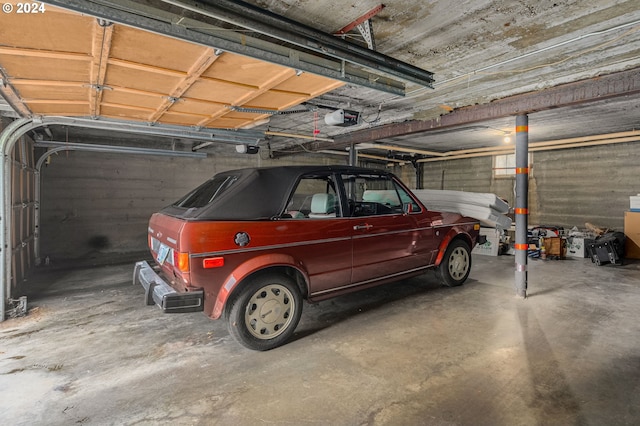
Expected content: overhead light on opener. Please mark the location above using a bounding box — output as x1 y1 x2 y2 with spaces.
235 144 260 154
324 109 361 127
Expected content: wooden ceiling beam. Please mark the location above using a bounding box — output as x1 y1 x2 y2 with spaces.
24 99 88 105
198 75 259 91
10 79 85 88
149 47 220 124
107 58 186 77
100 102 157 112
0 47 89 61
231 69 297 107
90 20 114 117
110 86 167 98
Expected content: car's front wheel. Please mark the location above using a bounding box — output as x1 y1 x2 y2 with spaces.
225 273 303 351
437 239 471 287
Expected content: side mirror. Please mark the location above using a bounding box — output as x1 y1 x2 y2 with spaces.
403 202 414 214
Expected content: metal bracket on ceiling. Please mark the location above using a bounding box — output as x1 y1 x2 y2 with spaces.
334 4 386 51
97 18 113 27
356 20 376 51
86 84 112 92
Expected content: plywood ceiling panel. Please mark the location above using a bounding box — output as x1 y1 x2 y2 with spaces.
274 73 344 96
170 99 227 116
0 56 90 81
109 26 207 73
100 105 157 121
207 116 262 129
12 83 87 101
101 90 165 110
0 7 93 53
0 2 343 128
157 112 212 127
30 103 89 116
105 65 182 94
248 91 311 110
201 55 291 87
184 80 257 104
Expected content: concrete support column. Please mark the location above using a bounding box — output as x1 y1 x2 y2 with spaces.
413 161 424 189
348 143 357 166
514 114 529 298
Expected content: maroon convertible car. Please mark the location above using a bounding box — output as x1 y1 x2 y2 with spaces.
134 165 483 350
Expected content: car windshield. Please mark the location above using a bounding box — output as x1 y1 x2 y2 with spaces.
173 175 238 209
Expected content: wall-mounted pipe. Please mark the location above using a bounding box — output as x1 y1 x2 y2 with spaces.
265 130 334 143
435 130 640 157
321 132 640 166
418 135 640 163
347 131 640 164
318 149 407 164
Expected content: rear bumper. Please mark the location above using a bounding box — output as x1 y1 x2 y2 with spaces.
133 261 204 313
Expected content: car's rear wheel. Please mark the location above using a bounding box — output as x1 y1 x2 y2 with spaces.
437 239 471 287
225 273 303 351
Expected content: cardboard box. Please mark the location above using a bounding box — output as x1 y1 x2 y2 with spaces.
542 236 566 259
473 227 500 256
624 211 640 259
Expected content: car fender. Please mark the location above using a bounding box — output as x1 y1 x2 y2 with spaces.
209 253 309 319
434 228 473 267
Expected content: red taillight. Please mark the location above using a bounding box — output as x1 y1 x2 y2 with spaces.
174 252 190 272
203 257 225 269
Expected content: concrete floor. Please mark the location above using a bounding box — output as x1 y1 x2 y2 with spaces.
1 254 639 425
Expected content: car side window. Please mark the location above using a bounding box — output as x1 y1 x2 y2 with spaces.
285 174 340 219
341 173 421 217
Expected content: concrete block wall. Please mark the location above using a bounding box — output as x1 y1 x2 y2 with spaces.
530 143 640 229
39 149 346 261
38 139 640 261
421 142 640 230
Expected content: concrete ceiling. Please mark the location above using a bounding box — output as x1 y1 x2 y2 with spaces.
0 0 639 161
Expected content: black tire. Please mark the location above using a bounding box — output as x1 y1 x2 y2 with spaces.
437 239 472 287
225 273 303 351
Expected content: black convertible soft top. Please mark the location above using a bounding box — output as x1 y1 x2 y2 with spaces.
159 165 392 221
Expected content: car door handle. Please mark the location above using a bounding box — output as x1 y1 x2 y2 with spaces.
353 224 373 231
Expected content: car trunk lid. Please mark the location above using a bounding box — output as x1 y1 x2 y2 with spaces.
148 212 191 288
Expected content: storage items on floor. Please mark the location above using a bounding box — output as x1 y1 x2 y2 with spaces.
587 231 626 266
472 227 502 256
